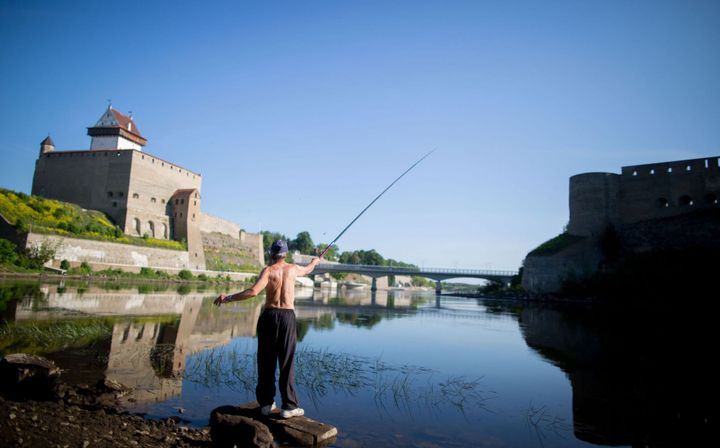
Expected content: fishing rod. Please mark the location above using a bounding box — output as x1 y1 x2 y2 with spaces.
319 149 436 258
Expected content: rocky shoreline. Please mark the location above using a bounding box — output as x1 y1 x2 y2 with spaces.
0 354 337 447
0 354 211 447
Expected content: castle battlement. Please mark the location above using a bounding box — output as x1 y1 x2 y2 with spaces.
568 155 720 237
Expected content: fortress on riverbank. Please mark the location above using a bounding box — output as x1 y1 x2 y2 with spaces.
30 105 263 270
523 155 720 294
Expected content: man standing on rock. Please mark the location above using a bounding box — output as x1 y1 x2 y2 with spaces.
214 240 321 418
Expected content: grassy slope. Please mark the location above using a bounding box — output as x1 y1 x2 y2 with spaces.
0 189 184 251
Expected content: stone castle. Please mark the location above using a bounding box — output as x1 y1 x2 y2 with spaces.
523 155 720 293
30 106 263 270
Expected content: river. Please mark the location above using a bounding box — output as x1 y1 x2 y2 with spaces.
0 280 714 447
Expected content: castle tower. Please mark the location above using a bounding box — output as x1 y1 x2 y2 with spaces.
39 135 54 155
171 188 206 270
87 105 147 151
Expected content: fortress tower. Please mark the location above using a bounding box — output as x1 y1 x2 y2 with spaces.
88 105 147 151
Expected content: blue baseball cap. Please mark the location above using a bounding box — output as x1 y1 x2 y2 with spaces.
270 239 288 256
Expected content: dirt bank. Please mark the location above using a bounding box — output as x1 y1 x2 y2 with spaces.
0 385 211 447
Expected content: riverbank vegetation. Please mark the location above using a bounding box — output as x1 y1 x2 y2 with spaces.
527 232 584 256
0 188 185 250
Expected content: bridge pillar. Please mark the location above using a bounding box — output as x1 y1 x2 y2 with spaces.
435 280 441 295
371 277 377 292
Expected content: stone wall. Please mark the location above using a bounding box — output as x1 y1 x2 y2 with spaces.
32 149 134 227
202 231 264 269
31 148 202 240
25 232 191 270
199 213 241 238
568 156 720 237
125 150 201 238
522 237 602 294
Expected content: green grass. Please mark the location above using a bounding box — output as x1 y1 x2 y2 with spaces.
205 257 261 273
0 318 114 354
0 315 181 355
527 232 584 256
0 188 185 251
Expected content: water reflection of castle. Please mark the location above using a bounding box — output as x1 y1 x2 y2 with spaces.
13 286 418 405
15 286 263 404
518 305 714 446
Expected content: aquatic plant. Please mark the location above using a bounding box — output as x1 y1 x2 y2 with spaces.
181 344 496 416
524 402 572 447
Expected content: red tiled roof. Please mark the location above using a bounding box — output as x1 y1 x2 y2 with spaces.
110 109 144 139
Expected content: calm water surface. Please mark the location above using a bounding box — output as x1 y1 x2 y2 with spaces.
0 280 714 447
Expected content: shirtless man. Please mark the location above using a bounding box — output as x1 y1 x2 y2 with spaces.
213 239 321 418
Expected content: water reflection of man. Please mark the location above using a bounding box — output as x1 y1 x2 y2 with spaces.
214 240 321 418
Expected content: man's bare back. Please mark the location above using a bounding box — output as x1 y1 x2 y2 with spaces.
214 257 320 308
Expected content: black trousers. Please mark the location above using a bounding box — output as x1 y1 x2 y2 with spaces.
256 308 299 409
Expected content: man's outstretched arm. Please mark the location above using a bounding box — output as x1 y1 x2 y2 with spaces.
296 256 322 276
214 268 269 306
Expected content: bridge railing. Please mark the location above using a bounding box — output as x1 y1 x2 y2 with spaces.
301 262 517 277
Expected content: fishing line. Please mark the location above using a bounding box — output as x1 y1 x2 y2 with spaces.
319 149 436 258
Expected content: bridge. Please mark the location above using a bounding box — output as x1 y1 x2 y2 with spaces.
298 262 518 294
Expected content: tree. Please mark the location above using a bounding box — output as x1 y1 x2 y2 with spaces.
315 243 339 261
291 231 314 255
0 239 18 265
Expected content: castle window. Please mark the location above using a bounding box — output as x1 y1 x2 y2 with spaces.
119 192 124 197
192 213 195 220
141 155 144 160
148 221 155 238
632 170 637 176
133 193 139 199
649 169 655 175
686 165 692 171
152 158 155 163
180 199 184 205
180 212 183 217
151 197 157 203
161 199 165 204
705 159 710 169
112 201 117 207
162 162 164 166
704 193 718 205
679 195 693 206
134 218 141 235
657 198 669 208
193 201 197 206
194 193 198 198
107 191 113 198
667 167 673 173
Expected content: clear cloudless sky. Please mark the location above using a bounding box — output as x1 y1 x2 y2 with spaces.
1 0 719 271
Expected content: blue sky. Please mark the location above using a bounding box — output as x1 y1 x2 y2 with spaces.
1 0 719 270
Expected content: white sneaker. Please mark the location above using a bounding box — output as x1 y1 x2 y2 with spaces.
260 402 277 415
280 407 304 419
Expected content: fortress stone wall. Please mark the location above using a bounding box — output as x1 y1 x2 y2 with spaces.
200 213 241 238
568 156 720 237
524 155 720 294
32 149 201 240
